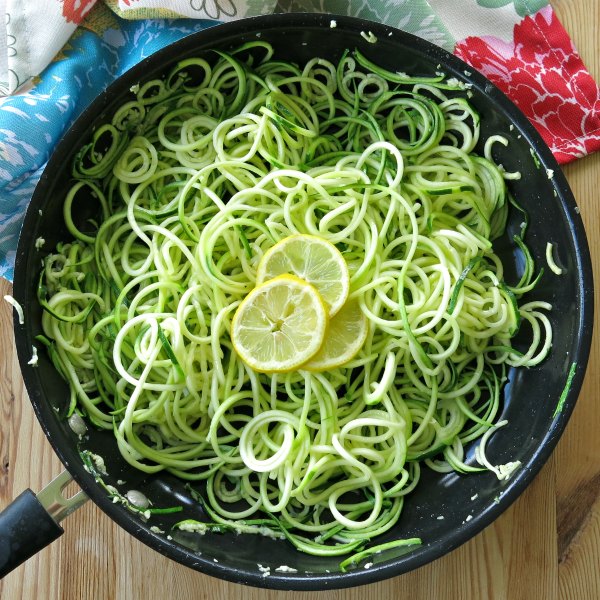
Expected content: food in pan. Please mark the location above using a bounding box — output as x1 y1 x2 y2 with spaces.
36 42 551 564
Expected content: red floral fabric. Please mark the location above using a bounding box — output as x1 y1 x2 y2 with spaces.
455 6 600 164
62 0 97 24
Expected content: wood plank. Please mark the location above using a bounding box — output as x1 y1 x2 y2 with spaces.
551 3 600 599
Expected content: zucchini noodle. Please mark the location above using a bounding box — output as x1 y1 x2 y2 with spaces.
38 42 552 561
546 241 563 275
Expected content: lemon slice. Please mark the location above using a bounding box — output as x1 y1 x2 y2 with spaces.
231 274 327 373
303 299 368 371
256 234 349 317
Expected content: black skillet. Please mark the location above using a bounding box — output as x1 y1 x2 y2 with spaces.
0 12 594 591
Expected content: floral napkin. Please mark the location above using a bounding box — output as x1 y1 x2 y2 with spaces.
0 0 598 280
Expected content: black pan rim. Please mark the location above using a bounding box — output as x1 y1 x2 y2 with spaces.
11 12 595 591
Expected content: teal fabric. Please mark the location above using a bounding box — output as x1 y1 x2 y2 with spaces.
475 0 548 17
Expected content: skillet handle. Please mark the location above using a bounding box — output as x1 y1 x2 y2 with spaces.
0 489 63 577
0 471 88 578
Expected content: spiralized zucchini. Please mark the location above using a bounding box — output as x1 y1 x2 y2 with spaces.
38 42 551 561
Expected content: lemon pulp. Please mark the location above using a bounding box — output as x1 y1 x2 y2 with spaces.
303 299 368 371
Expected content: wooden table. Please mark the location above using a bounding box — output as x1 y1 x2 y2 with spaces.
1 2 598 598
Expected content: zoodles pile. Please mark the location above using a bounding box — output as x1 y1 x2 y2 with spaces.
38 42 551 561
